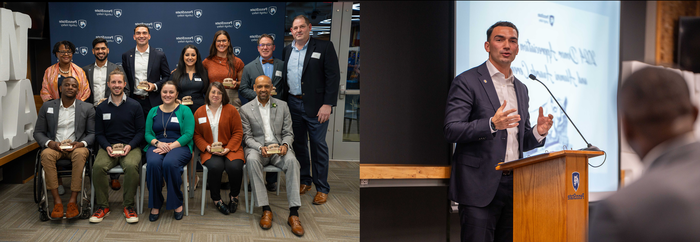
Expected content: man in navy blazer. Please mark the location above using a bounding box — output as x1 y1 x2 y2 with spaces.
121 24 171 119
444 21 553 242
283 15 340 205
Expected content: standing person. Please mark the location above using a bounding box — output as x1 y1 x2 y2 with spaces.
33 77 95 219
240 33 285 190
193 82 245 215
171 44 208 116
40 40 91 102
122 24 171 119
82 37 125 191
283 15 340 205
589 67 700 242
89 69 144 224
203 30 245 109
144 81 195 221
444 21 554 242
241 75 304 237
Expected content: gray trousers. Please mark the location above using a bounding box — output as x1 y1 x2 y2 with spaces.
245 148 301 208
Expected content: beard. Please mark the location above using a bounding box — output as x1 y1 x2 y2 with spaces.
96 53 109 62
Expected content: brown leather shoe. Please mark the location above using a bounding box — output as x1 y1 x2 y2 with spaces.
259 210 273 230
50 204 64 218
299 184 312 195
313 192 328 205
66 202 80 219
288 215 305 237
111 179 121 190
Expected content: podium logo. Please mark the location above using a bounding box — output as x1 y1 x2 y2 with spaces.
78 19 87 29
234 20 242 29
79 46 89 56
194 35 203 44
115 35 123 44
233 46 241 56
115 9 122 18
269 6 277 15
572 171 580 192
154 22 163 31
538 13 554 27
195 9 203 18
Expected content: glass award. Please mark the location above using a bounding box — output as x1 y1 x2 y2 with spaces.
222 78 235 88
137 81 150 90
266 144 281 154
112 143 125 155
182 96 193 105
59 139 73 150
211 142 224 153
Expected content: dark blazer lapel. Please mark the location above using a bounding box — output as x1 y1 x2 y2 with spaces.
273 57 283 82
127 49 136 86
50 100 60 140
74 101 84 140
104 62 114 98
477 62 501 112
255 57 264 75
302 38 315 77
514 79 526 141
147 47 156 79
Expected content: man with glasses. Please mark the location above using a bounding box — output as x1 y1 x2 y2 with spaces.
240 34 285 191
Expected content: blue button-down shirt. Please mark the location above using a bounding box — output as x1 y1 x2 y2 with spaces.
286 39 309 95
259 56 274 79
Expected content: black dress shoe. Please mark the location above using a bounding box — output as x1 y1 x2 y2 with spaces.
149 211 159 222
216 201 230 215
174 210 184 220
228 197 239 213
266 182 277 192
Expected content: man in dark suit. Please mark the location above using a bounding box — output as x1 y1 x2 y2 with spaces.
444 21 553 242
33 77 95 219
589 67 700 242
283 15 340 205
121 24 170 119
240 33 285 190
82 37 125 191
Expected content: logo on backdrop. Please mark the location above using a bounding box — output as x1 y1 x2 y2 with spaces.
94 35 123 45
79 46 89 56
538 13 554 26
175 9 203 18
135 22 163 31
176 36 204 44
233 46 241 56
215 21 235 29
572 171 580 192
269 6 277 15
78 19 87 29
115 9 122 18
154 22 163 31
194 35 203 44
250 6 277 15
94 9 122 18
234 20 242 29
248 33 277 43
115 35 123 44
195 9 203 18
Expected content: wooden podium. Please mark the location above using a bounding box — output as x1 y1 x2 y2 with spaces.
496 150 604 242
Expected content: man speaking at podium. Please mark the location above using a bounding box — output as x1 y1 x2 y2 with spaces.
444 21 553 242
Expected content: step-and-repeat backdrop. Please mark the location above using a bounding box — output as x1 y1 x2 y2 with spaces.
48 2 285 71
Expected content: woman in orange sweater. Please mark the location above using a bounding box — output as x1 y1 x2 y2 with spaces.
193 82 245 215
202 30 245 109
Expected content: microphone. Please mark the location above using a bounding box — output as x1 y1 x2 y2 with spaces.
528 74 600 151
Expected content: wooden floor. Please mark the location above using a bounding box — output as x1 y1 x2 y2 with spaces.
0 161 359 241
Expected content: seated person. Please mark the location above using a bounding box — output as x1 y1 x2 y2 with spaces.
33 76 95 219
89 69 145 223
144 80 195 221
193 82 245 215
240 75 303 237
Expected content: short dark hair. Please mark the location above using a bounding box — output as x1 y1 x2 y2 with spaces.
92 38 108 49
293 15 311 25
257 34 275 45
204 82 230 106
134 24 150 34
486 21 519 42
52 40 76 57
618 67 693 126
60 76 79 93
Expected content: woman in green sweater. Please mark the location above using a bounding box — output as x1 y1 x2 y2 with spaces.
144 80 195 221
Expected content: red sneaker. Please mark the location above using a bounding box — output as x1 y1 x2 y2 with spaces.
124 207 139 223
89 207 110 223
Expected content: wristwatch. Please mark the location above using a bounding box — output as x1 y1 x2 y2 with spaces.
155 141 160 146
490 120 497 131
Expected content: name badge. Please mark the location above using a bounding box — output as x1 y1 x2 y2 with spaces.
47 107 54 114
103 113 111 120
198 117 207 124
275 70 282 77
194 77 202 82
171 117 179 123
311 52 321 59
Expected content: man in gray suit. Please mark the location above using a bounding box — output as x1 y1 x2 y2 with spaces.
82 37 127 106
33 77 95 219
240 75 304 237
240 33 285 191
589 67 700 241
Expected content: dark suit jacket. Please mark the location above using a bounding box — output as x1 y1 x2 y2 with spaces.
33 99 95 149
121 46 171 106
240 56 285 101
589 141 700 242
282 38 340 117
82 61 127 104
444 61 545 207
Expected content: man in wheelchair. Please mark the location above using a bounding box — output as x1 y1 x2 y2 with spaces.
33 76 95 219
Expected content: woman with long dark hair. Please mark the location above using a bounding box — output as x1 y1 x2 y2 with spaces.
203 30 245 109
171 44 208 114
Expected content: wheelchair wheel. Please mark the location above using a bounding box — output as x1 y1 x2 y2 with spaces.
39 210 49 221
80 207 91 219
33 152 43 204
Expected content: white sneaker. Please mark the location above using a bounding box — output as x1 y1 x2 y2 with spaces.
57 185 65 195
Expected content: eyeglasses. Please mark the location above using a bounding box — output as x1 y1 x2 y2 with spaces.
258 44 273 47
58 50 72 55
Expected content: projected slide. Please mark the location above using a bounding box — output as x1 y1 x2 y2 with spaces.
455 1 620 193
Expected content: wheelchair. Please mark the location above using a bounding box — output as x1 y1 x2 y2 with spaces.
33 147 93 221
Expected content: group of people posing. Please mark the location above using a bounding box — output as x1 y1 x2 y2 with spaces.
34 15 340 237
